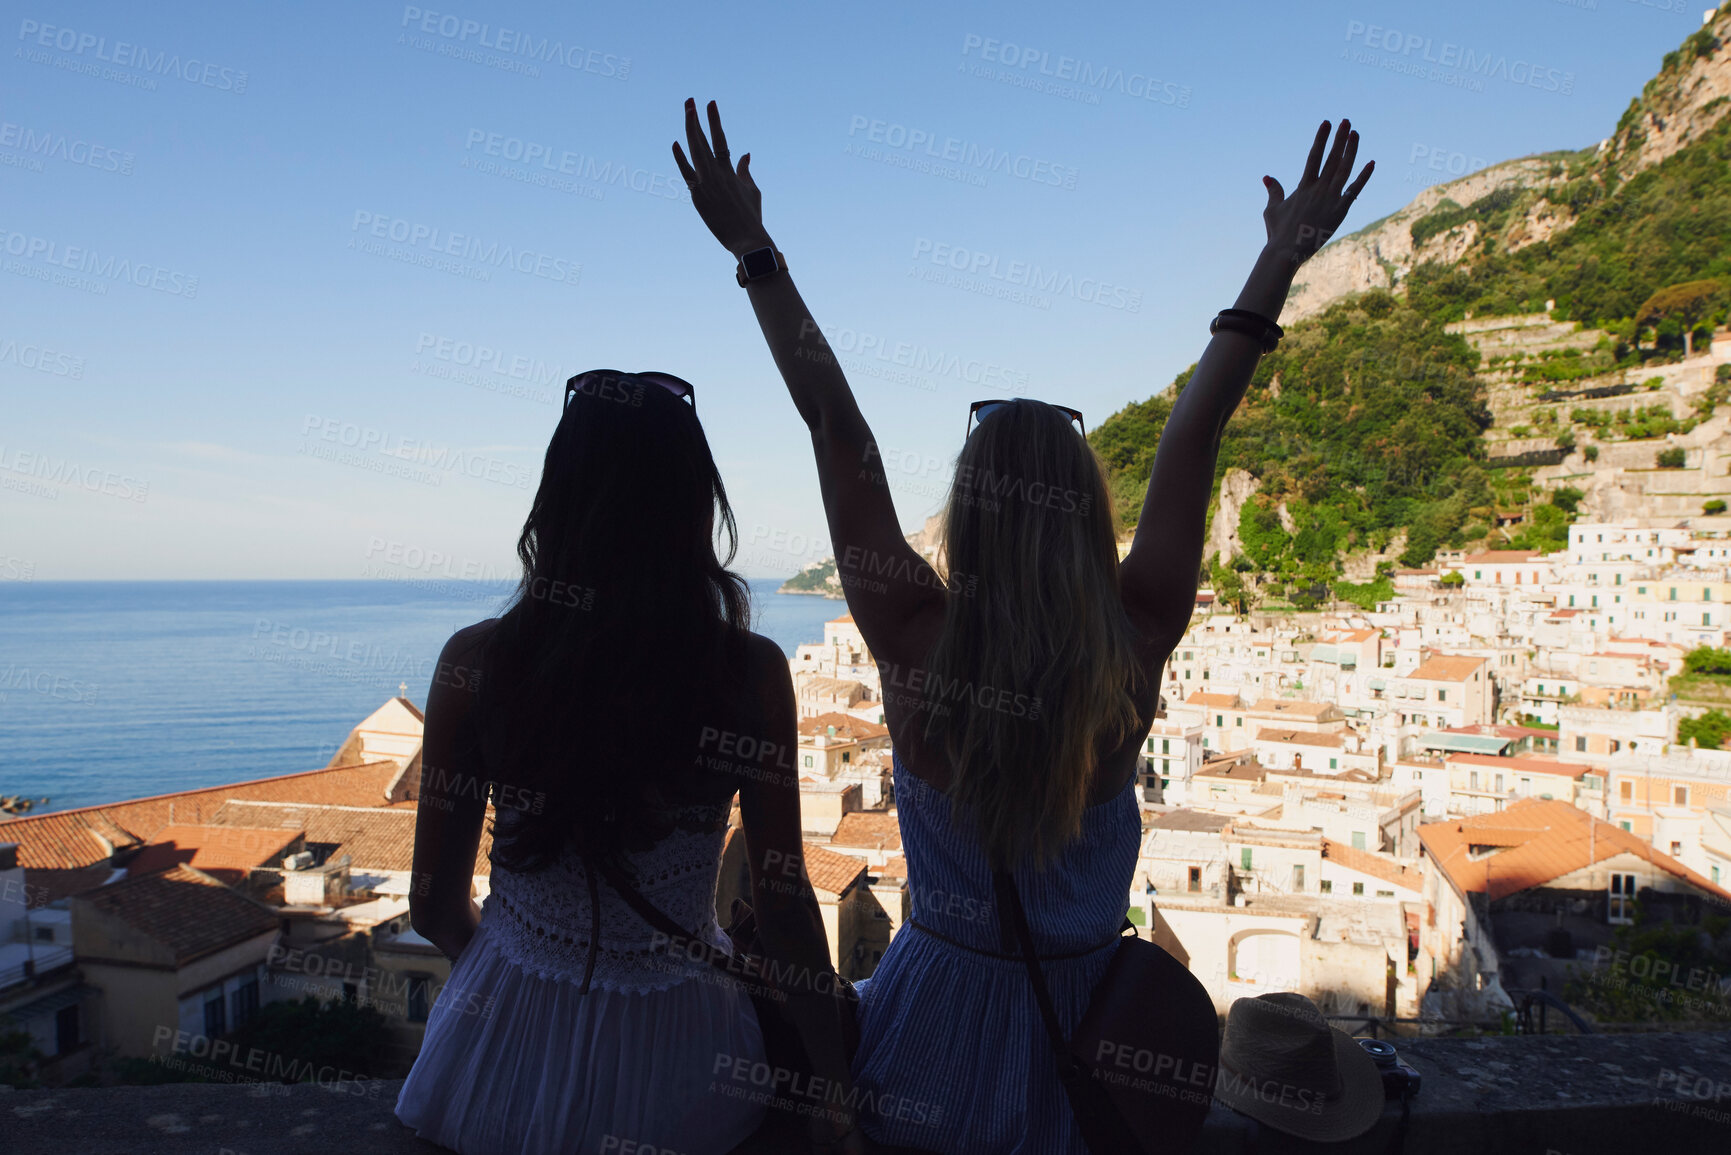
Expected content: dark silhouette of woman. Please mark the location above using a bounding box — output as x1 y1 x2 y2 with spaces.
676 99 1371 1151
396 372 858 1152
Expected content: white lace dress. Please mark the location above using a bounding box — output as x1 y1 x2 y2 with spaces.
395 803 766 1154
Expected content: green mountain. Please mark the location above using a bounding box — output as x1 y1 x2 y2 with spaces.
1090 7 1731 612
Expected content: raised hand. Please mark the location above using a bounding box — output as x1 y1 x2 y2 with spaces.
1261 119 1373 265
672 98 771 258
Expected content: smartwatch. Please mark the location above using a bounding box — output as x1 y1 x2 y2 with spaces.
736 245 787 287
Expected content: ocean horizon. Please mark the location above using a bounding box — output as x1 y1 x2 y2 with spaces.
0 579 847 817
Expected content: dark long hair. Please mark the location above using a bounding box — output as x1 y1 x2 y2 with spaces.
480 374 750 872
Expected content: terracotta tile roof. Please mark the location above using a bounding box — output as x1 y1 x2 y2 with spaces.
1418 799 1731 903
0 761 402 871
207 801 493 877
128 825 305 883
73 865 280 967
1254 728 1346 749
23 864 117 908
873 855 907 881
829 613 856 624
1320 839 1424 892
801 842 866 896
1445 753 1595 780
798 713 889 742
830 811 903 852
1186 692 1241 709
1195 757 1267 782
1408 655 1488 682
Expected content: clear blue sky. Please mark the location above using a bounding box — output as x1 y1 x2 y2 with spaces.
2 0 1718 580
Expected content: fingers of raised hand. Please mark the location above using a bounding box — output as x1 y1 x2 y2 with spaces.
672 141 697 187
1329 128 1360 195
1302 120 1331 186
1344 159 1375 204
1318 119 1351 189
707 100 730 160
683 98 715 169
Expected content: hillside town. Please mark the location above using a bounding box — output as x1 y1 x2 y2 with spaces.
9 518 1731 1080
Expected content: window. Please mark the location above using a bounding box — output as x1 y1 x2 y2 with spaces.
1707 589 1714 602
1292 865 1305 892
1438 690 1447 702
1162 739 1170 755
1147 739 1156 754
841 751 851 763
803 755 813 768
1639 586 1647 595
1241 848 1253 871
1351 831 1366 851
407 974 432 1023
1216 715 1224 727
1470 771 1480 790
203 988 226 1039
1235 716 1243 727
1474 571 1482 580
1620 821 1633 832
1670 587 1679 601
1576 737 1587 752
1620 780 1633 801
1187 866 1201 893
1609 872 1637 923
55 1003 80 1056
1352 882 1365 896
1376 889 1395 898
1319 879 1333 894
1675 785 1689 806
1671 841 1683 857
232 976 259 1029
1329 758 1338 770
1495 773 1504 793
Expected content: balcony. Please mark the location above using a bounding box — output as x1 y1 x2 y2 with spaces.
5 1029 1728 1153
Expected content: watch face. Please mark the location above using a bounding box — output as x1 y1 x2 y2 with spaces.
741 247 778 279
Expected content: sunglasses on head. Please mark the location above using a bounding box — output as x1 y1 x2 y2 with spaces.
966 398 1085 438
566 370 697 413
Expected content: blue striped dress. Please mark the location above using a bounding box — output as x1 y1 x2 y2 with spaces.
850 757 1141 1153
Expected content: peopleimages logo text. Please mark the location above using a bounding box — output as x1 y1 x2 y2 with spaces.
350 212 580 286
847 116 1078 188
960 34 1191 106
1343 21 1575 94
911 237 1141 312
16 19 248 92
400 7 629 78
0 229 198 297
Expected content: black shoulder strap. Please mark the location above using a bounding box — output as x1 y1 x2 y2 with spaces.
588 855 746 983
992 869 1072 1059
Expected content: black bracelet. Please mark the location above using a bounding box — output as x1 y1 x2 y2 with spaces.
1210 308 1283 354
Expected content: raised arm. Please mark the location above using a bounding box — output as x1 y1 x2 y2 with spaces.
674 100 944 656
1120 119 1373 648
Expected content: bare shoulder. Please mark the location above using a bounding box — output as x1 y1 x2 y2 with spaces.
740 630 794 693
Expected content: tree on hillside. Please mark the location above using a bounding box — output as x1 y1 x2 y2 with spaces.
1679 709 1731 750
1637 279 1727 355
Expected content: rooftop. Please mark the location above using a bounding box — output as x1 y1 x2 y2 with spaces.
1418 798 1731 902
71 865 280 967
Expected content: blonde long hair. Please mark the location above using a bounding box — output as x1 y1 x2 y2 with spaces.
924 400 1144 868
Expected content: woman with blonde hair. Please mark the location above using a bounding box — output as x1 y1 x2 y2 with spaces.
677 99 1372 1151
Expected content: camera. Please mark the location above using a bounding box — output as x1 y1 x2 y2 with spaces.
1357 1038 1422 1100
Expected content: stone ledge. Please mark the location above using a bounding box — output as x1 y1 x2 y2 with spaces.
5 1031 1730 1154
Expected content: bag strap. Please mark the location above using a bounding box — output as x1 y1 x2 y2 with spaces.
587 854 751 984
991 869 1074 1060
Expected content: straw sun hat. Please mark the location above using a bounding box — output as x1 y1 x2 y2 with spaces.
1212 991 1385 1141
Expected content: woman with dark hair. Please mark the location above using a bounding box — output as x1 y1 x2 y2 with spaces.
676 100 1371 1151
395 372 859 1153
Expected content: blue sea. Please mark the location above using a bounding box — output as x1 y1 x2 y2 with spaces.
0 579 845 816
